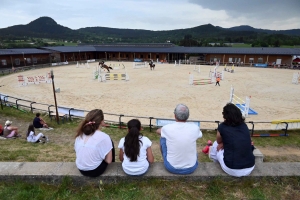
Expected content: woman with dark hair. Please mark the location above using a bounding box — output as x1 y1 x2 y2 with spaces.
118 119 154 175
74 109 115 177
26 124 48 143
208 103 255 177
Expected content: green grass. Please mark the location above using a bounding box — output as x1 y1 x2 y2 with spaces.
0 177 299 199
1 106 300 163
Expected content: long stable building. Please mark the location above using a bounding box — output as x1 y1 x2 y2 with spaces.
1 43 300 69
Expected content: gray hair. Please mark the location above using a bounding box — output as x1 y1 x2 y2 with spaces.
174 104 189 121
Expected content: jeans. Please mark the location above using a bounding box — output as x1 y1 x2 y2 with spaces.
160 137 198 174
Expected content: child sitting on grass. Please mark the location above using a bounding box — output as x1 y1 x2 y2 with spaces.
26 124 49 143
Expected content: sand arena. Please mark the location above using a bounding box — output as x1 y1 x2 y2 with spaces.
0 62 299 129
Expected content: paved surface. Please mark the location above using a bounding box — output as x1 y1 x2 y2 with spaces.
1 162 300 186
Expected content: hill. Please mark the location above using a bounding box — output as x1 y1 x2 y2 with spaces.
0 17 299 47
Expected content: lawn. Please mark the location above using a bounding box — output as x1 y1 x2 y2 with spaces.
1 106 300 199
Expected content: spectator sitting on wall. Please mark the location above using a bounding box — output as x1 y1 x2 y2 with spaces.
156 104 202 174
33 113 49 129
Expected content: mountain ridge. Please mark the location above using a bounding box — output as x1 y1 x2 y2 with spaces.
0 17 299 46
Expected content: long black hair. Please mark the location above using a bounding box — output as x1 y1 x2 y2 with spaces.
27 124 35 137
124 119 143 162
222 103 245 126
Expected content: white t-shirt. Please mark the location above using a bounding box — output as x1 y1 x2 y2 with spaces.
118 136 152 175
74 130 112 171
27 131 44 143
161 122 202 168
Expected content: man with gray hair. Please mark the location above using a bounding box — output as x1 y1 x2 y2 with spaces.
156 104 202 174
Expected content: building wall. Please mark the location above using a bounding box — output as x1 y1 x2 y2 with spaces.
206 54 293 65
56 52 96 62
0 54 50 69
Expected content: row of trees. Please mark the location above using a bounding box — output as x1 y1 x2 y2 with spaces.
176 34 300 47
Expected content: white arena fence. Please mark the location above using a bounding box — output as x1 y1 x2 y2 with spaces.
0 93 299 135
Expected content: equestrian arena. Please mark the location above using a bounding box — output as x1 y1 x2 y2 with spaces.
0 61 299 129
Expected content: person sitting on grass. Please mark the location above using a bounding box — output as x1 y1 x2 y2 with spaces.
156 104 202 174
26 124 48 143
33 113 49 129
74 109 115 177
3 120 21 138
118 119 154 176
207 103 255 177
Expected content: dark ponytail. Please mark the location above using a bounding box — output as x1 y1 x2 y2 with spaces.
124 119 143 162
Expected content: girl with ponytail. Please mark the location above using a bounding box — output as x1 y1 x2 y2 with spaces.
118 119 154 175
74 109 115 177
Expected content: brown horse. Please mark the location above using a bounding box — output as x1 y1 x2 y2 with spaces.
149 62 155 70
99 61 113 73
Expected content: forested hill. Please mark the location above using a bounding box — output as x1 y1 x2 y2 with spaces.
0 16 300 48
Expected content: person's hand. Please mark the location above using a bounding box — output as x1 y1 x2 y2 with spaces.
217 143 224 151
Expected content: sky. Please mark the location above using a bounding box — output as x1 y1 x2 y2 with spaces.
0 0 299 31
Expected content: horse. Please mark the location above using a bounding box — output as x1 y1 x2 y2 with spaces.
149 62 155 70
99 61 113 73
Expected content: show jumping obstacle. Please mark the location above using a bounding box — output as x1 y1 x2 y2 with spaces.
102 73 129 82
292 72 300 84
76 61 90 68
209 67 224 80
17 72 52 86
229 86 257 117
189 73 213 85
133 62 147 69
193 65 200 73
224 64 235 73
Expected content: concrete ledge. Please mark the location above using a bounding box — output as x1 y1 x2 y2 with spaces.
0 162 299 186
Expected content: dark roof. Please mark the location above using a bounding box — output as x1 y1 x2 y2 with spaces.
81 43 176 47
41 46 96 53
0 48 51 56
94 46 300 55
1 46 300 56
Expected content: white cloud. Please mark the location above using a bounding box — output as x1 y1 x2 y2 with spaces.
0 0 299 30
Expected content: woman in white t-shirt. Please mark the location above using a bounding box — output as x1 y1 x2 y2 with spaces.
118 119 154 176
75 109 115 177
26 124 48 143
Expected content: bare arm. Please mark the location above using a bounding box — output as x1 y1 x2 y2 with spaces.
119 149 124 162
146 147 154 163
216 131 224 151
156 128 161 135
104 150 113 164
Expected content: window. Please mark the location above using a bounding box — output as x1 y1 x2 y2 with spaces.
126 54 129 58
148 55 150 59
1 59 7 66
140 55 144 58
33 57 37 64
257 58 263 63
27 58 31 64
249 58 254 63
156 55 159 59
15 58 20 65
228 58 233 62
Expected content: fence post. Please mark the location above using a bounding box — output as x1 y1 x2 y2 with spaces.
119 115 124 129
